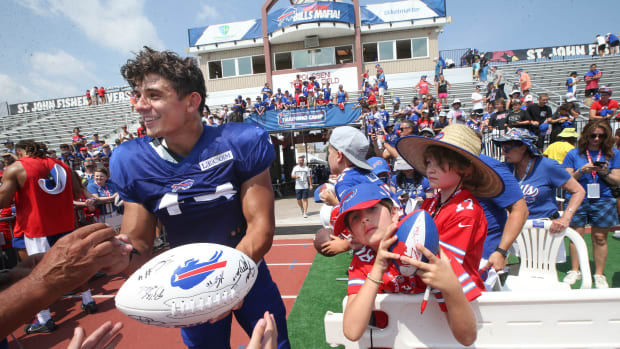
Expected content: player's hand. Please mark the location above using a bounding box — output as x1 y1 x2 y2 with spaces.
403 245 459 293
321 235 350 256
209 299 244 324
247 311 278 349
28 224 133 294
484 251 506 271
67 321 123 349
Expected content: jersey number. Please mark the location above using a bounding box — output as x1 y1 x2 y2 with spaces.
456 199 474 212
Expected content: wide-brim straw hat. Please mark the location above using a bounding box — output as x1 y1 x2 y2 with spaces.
396 124 504 198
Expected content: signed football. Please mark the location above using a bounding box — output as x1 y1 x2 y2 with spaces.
115 243 257 328
390 210 439 277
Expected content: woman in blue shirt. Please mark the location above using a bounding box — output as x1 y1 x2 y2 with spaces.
562 120 620 288
493 128 584 230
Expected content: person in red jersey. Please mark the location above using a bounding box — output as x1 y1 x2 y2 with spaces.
0 140 98 334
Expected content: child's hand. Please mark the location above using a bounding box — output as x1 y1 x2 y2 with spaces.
372 217 401 274
401 244 459 293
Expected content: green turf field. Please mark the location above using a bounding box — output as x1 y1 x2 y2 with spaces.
287 235 620 347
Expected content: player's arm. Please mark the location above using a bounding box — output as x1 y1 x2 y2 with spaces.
0 163 22 209
236 168 275 263
486 198 528 271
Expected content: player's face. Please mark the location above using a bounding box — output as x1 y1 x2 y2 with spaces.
347 204 395 250
425 156 462 191
134 73 192 138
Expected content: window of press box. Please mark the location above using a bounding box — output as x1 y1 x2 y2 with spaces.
336 45 353 64
237 57 252 76
252 55 266 74
412 37 428 58
221 59 236 78
396 39 412 59
208 61 222 79
363 43 378 62
378 41 394 61
275 52 292 70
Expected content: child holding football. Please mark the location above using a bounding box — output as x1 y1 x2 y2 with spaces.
340 125 504 346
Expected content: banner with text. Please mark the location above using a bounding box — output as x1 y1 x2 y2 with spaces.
9 91 131 115
272 66 358 95
268 1 355 33
244 103 360 132
361 0 446 24
189 19 262 47
486 43 604 63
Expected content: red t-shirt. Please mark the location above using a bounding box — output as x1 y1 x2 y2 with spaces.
367 94 377 106
418 81 430 95
590 99 619 116
347 245 481 312
0 207 13 249
98 87 105 97
421 189 488 291
14 157 75 238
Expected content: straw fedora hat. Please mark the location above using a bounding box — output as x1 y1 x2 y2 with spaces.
396 124 504 198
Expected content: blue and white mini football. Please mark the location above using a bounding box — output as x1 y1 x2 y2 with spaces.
115 243 257 328
390 210 440 277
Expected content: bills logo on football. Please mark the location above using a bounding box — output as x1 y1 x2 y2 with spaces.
170 250 227 290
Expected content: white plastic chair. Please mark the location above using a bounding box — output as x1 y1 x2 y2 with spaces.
502 219 592 291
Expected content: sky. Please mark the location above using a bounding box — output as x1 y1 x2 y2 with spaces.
1 0 618 105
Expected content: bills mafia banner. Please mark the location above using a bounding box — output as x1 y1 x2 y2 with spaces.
9 91 131 115
486 43 605 63
244 103 360 132
268 1 355 32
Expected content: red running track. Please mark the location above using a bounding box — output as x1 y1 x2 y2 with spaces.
8 238 316 349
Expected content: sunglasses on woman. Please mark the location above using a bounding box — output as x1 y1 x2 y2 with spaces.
590 133 607 140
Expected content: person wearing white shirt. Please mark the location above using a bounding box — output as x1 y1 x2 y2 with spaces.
472 84 485 114
291 156 313 218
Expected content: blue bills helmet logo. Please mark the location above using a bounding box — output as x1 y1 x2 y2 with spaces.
170 250 227 290
38 163 68 195
171 179 194 193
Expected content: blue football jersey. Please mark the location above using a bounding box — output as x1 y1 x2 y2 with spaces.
110 124 275 248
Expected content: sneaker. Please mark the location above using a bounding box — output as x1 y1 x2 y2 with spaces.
613 230 620 239
563 270 581 285
25 319 57 334
304 212 308 218
593 274 609 289
81 301 98 314
300 207 304 215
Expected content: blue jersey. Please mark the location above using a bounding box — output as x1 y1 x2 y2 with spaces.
261 87 272 101
390 174 430 199
478 155 523 259
337 90 346 103
377 73 387 89
506 157 569 219
87 181 119 215
323 87 331 101
563 148 620 199
610 34 620 43
335 167 382 200
385 131 399 147
110 124 275 248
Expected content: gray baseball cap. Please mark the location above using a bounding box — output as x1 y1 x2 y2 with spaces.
329 126 372 171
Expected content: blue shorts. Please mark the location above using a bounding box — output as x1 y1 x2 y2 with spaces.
570 198 619 228
12 236 25 249
296 189 309 200
180 261 290 349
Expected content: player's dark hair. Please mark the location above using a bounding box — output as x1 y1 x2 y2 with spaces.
121 46 206 113
16 140 47 158
344 198 394 233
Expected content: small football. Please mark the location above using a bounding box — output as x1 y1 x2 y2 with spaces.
314 227 334 256
115 243 257 328
390 209 439 277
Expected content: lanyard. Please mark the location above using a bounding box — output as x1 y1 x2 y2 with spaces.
429 188 461 218
585 150 602 180
513 157 534 184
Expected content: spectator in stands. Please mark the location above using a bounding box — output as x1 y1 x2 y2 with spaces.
564 93 581 118
81 158 96 185
494 128 585 232
71 127 87 152
526 93 553 148
85 143 97 158
76 147 91 162
322 81 332 104
98 86 106 104
336 84 347 110
516 68 531 94
59 143 75 166
547 104 574 143
446 99 465 125
467 111 483 133
129 91 137 112
479 53 489 82
414 75 432 99
485 82 500 106
472 84 485 115
544 128 578 164
488 66 506 99
86 89 92 106
562 120 620 288
99 144 113 159
507 99 529 129
3 140 15 155
91 86 98 105
472 51 481 81
595 34 607 57
254 96 265 118
433 111 449 133
434 57 443 82
566 71 581 96
136 118 147 137
376 66 387 105
488 98 509 133
522 94 534 110
261 82 272 101
584 64 602 106
119 124 134 143
607 33 620 55
506 90 522 111
436 74 451 108
589 87 618 120
0 140 99 334
89 133 102 150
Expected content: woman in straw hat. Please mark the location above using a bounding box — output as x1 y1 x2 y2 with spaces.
396 124 504 291
492 128 585 234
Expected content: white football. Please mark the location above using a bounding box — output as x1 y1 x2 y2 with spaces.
115 243 258 328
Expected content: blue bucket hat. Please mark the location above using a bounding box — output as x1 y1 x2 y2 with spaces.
367 157 391 176
492 128 542 156
333 184 393 235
